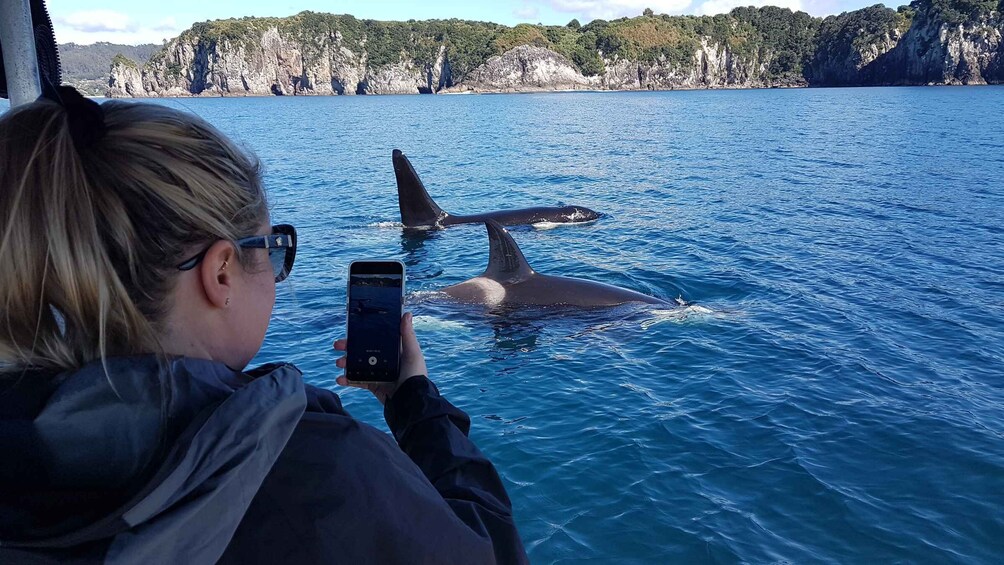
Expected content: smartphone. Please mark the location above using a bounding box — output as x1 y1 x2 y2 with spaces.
346 260 405 383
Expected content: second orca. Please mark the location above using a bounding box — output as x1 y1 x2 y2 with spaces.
442 220 668 307
393 149 601 229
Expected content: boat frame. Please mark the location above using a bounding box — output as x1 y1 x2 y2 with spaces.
0 0 43 106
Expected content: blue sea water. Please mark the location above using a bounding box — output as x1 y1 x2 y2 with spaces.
6 87 1004 562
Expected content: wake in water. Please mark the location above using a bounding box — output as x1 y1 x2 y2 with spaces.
639 304 720 329
375 219 599 230
408 293 729 344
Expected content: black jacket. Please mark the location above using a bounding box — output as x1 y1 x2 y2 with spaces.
0 356 528 564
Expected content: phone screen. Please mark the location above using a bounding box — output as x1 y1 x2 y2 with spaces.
346 262 404 383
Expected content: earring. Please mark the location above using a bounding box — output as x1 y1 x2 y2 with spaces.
221 260 229 271
225 297 231 306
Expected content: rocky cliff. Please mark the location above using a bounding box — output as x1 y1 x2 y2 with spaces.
109 17 452 97
867 1 1003 84
807 5 910 85
596 39 792 91
107 2 1003 97
808 1 1002 85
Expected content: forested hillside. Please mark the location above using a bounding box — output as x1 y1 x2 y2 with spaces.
101 2 1002 97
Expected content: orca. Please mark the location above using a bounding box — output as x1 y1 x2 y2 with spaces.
442 220 668 307
393 149 601 229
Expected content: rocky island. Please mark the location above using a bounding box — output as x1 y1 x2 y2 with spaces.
106 0 1003 97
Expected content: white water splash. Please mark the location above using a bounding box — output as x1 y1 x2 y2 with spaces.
405 290 449 304
368 221 404 228
532 218 599 230
412 315 469 332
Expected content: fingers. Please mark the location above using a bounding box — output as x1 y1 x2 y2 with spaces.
333 339 346 369
335 376 392 404
335 377 371 391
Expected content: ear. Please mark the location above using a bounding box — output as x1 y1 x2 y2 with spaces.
198 240 237 309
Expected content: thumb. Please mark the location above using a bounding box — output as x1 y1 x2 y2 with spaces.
399 312 428 380
401 312 420 354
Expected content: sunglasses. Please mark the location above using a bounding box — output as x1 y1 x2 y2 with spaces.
176 224 297 283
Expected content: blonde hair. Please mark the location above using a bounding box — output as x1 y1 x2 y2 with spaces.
0 100 267 372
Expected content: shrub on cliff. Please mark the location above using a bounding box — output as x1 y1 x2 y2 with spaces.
730 6 819 80
425 20 502 81
110 53 139 70
920 0 1000 25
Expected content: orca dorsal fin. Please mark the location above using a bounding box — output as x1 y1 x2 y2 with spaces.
393 149 449 227
482 220 535 283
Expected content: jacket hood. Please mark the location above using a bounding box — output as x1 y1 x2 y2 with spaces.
0 356 306 562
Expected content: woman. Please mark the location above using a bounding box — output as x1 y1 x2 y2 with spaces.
0 87 528 564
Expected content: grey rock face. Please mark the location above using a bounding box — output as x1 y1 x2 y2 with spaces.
108 26 450 97
811 12 1003 86
598 40 789 91
809 30 903 86
455 41 791 94
361 61 429 95
924 17 1002 84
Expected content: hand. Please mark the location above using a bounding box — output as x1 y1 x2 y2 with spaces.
334 312 428 404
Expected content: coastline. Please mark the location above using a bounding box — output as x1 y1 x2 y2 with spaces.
102 81 1003 100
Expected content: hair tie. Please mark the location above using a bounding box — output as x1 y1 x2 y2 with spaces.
39 85 107 148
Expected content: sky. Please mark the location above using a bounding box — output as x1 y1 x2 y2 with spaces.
48 0 891 45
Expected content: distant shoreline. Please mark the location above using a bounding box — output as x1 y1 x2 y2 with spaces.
93 82 1002 101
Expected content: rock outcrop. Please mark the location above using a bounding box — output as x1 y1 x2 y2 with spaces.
107 56 146 97
459 45 589 91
